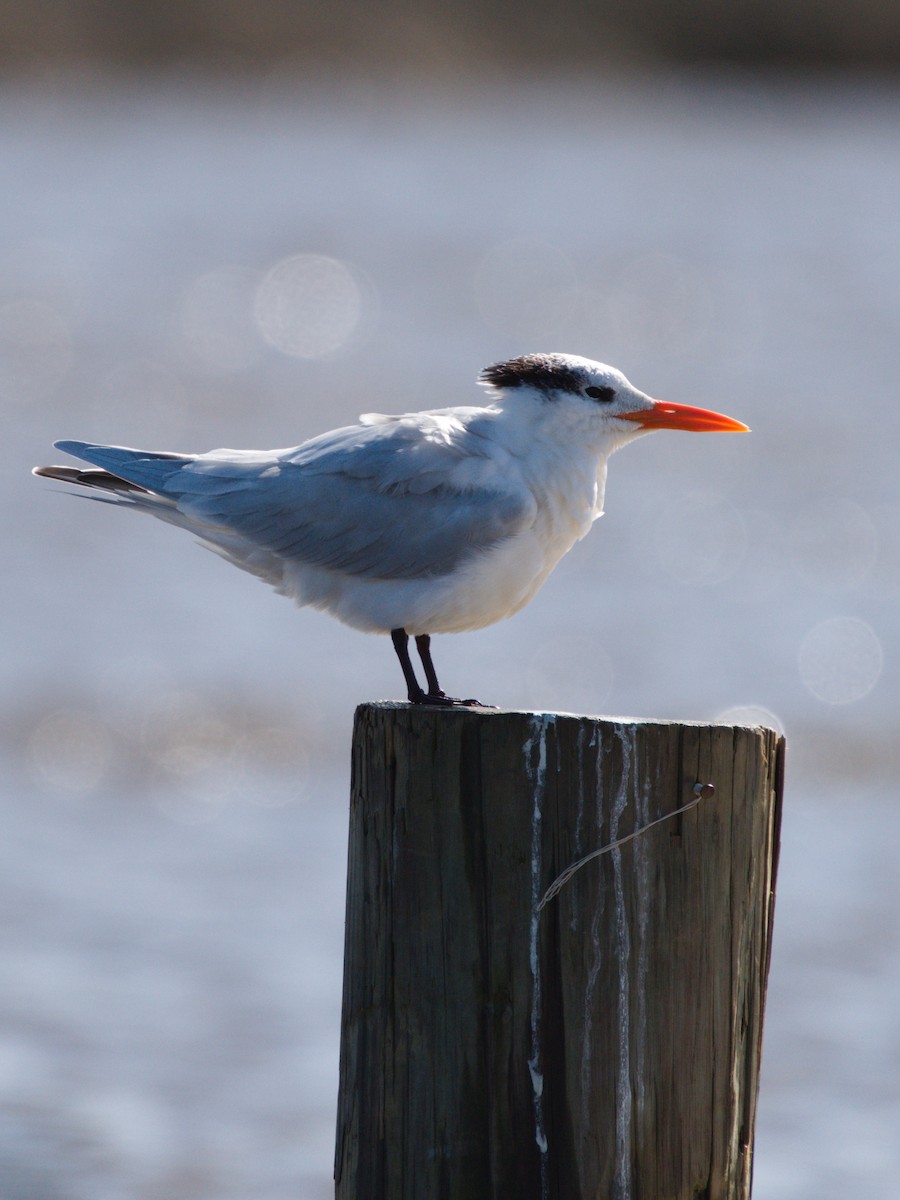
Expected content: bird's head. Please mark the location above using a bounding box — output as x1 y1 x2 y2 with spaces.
478 353 748 455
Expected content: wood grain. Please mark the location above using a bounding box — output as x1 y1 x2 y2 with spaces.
335 704 784 1200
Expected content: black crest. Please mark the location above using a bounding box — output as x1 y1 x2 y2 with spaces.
479 354 585 397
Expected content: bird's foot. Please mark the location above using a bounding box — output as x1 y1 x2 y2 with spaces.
410 690 489 708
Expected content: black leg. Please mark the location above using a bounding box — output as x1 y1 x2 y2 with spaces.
390 628 489 708
391 628 426 704
414 634 443 697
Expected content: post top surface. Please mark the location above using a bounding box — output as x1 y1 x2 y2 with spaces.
356 701 784 739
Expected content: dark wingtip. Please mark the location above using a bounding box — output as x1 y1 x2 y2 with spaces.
33 465 74 481
33 463 148 494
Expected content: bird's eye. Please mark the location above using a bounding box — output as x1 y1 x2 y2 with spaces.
585 385 615 402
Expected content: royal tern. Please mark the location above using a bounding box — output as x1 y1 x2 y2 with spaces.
34 353 748 706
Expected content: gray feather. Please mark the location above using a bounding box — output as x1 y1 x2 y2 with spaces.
45 422 536 582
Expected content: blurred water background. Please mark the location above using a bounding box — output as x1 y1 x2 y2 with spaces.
2 3 899 1197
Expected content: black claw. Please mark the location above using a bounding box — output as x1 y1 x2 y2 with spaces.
411 692 490 709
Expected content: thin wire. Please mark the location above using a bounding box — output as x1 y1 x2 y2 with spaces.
537 790 708 912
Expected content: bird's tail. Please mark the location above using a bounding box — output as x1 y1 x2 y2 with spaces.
33 440 289 589
32 442 186 520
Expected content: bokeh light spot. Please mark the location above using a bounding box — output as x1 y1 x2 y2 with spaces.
798 617 883 705
715 704 785 735
142 693 240 822
790 498 877 591
243 728 310 807
28 710 113 797
254 253 362 358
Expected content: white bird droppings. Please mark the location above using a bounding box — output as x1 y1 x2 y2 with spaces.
525 713 554 1178
611 725 636 1198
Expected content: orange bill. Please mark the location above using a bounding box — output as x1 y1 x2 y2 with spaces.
618 399 750 433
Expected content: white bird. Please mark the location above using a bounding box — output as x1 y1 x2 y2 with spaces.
34 353 748 706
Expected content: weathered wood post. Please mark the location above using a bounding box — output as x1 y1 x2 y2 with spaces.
335 704 784 1200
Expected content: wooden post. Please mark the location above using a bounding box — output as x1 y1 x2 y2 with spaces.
335 704 784 1200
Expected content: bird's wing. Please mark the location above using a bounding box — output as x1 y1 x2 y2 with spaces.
54 415 537 581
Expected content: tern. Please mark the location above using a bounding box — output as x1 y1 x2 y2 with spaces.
34 353 747 706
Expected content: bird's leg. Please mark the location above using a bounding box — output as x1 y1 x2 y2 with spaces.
390 628 487 708
414 633 487 708
391 628 427 705
414 634 444 697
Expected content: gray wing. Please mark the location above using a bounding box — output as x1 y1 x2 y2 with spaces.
53 418 536 581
